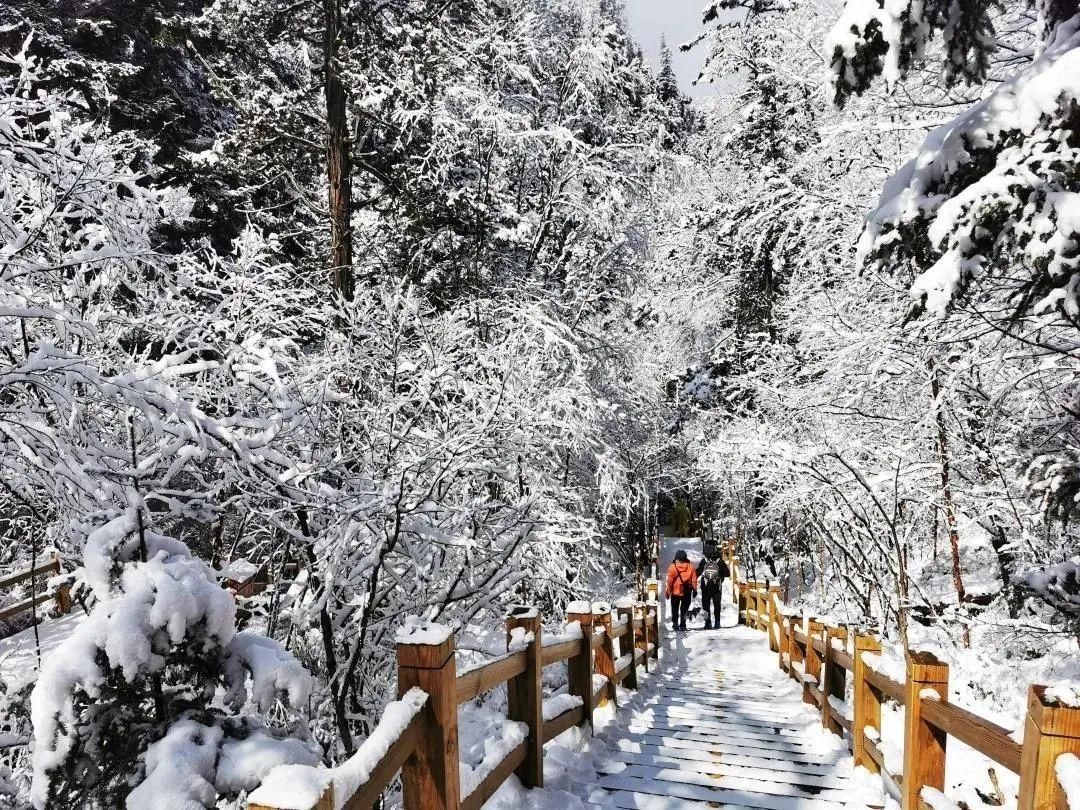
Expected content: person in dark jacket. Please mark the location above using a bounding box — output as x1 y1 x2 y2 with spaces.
696 549 731 630
666 549 698 631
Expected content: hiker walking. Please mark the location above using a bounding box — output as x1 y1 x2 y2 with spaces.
666 549 698 631
697 546 731 630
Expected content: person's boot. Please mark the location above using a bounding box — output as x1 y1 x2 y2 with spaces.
704 621 712 630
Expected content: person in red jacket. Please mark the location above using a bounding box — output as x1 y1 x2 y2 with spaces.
666 549 699 631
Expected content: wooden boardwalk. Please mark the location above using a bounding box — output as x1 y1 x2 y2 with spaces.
586 625 881 810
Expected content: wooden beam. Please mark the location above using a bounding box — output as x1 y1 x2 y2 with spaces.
566 606 594 729
341 710 424 809
506 606 543 789
617 604 638 690
921 697 1021 773
822 625 848 736
1018 685 1080 809
902 651 949 810
542 704 585 742
456 652 526 705
398 630 461 810
853 632 883 773
460 743 526 810
594 609 617 707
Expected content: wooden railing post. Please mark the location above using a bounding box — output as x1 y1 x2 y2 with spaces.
804 618 823 707
646 579 659 605
757 585 768 632
1018 685 1080 810
731 556 740 604
853 632 882 772
397 624 461 810
506 606 543 788
737 582 748 626
566 603 594 729
778 613 791 673
767 585 781 651
822 625 848 735
616 603 639 690
594 603 617 706
634 601 649 673
790 615 806 685
50 552 71 615
645 587 661 658
902 651 949 810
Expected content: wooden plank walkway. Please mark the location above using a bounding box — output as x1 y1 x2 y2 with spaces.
584 626 882 810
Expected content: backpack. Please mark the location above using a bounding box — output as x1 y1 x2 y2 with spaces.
699 559 721 588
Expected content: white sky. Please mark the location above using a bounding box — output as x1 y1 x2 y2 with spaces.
623 0 718 98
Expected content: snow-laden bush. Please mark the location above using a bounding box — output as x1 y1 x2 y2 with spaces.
30 513 317 809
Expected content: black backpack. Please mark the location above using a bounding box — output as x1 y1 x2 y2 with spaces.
700 559 721 587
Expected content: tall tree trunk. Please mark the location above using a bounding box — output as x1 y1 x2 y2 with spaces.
929 360 969 644
324 0 353 301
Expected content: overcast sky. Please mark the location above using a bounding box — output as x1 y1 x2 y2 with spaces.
623 0 716 98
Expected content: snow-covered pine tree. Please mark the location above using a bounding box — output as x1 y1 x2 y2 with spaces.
30 512 316 809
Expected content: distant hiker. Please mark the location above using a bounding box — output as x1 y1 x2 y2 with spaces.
672 499 691 536
666 549 698 631
697 548 731 630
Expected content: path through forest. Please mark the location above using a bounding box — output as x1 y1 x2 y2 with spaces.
558 536 885 809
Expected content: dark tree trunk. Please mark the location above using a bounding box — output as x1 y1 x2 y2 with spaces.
929 361 969 645
324 0 353 301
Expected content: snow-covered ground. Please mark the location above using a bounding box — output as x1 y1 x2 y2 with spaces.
0 611 85 689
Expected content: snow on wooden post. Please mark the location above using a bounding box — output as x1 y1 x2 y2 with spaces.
645 578 659 605
566 602 594 729
902 650 949 810
396 620 461 810
804 618 824 708
634 601 649 673
822 625 848 736
505 605 543 789
1018 685 1080 810
616 601 638 690
767 585 782 652
593 602 617 707
647 602 661 661
853 632 883 773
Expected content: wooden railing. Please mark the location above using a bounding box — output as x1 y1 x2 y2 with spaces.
0 553 71 623
736 573 1080 810
248 598 661 810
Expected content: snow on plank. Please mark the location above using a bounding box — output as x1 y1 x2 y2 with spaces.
594 772 866 810
595 760 860 804
598 750 854 791
606 740 853 779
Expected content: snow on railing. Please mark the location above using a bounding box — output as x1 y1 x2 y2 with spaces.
248 597 662 810
249 688 428 810
732 551 1080 810
542 693 584 722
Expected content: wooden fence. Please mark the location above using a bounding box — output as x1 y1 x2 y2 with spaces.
0 553 71 623
734 568 1080 810
249 599 661 810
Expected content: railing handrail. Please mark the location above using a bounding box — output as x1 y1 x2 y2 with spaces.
0 553 62 593
249 599 661 810
0 552 71 623
730 543 1080 810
